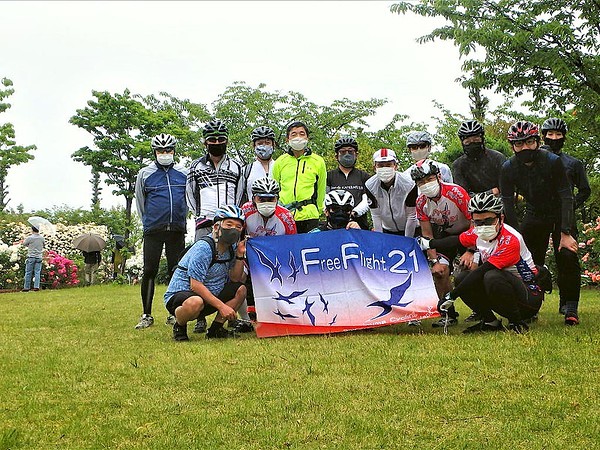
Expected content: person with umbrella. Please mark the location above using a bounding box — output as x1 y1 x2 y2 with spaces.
20 217 49 292
73 233 107 286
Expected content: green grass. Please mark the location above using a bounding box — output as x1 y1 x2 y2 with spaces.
0 285 599 449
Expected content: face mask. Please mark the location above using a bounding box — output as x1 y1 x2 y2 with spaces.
515 149 536 164
329 211 351 229
376 167 395 183
288 137 308 151
419 180 440 198
475 225 498 242
257 202 276 217
156 154 174 166
544 137 565 154
255 144 274 160
208 143 227 157
410 148 430 162
462 142 485 159
339 153 356 168
218 227 241 246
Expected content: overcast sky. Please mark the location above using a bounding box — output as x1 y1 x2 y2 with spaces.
2 1 492 212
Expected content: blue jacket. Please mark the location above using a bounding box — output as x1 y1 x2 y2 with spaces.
135 161 189 234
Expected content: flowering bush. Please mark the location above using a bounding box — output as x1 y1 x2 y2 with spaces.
42 250 80 288
579 217 600 286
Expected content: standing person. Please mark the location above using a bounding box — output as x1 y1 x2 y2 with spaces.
82 250 102 286
365 148 418 237
452 120 507 197
187 119 243 241
241 177 297 324
164 205 248 341
272 121 327 233
539 117 591 315
500 121 581 325
134 133 188 330
326 137 372 230
405 131 453 183
238 126 277 205
21 226 45 292
410 159 472 328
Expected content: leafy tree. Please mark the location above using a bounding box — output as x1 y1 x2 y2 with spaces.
0 77 36 210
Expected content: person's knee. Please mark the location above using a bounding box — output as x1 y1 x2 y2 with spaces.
181 296 203 314
142 266 159 279
235 284 247 299
483 270 504 294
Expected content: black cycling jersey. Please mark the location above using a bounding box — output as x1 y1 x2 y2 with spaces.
452 148 507 196
500 148 574 234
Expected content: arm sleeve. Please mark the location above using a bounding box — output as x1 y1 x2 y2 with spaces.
430 235 464 252
185 169 199 217
552 157 574 233
452 160 469 192
134 170 145 218
573 160 591 210
316 159 327 212
404 206 417 238
499 160 519 230
353 193 370 217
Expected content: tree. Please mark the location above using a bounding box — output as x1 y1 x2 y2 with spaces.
390 0 600 162
0 77 36 210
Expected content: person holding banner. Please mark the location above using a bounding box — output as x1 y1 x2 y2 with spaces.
311 189 362 232
164 205 248 341
365 148 418 236
418 193 545 334
411 159 472 328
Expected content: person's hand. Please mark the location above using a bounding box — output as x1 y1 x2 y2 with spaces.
346 221 361 230
459 251 475 270
558 232 578 254
236 236 247 256
218 304 236 322
416 236 430 251
438 293 455 313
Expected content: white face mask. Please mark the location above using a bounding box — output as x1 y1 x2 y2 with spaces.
411 148 430 161
475 225 499 242
419 180 440 198
376 167 396 183
289 137 308 151
257 202 277 217
157 154 174 166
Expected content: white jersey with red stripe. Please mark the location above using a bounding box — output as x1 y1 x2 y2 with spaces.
242 201 297 237
416 182 471 236
459 223 538 283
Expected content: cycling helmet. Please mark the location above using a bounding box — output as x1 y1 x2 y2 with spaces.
251 126 275 142
334 136 359 152
324 189 355 208
468 192 504 215
151 133 177 150
507 121 539 142
213 205 245 223
541 118 568 136
203 119 228 138
406 131 432 146
458 120 484 139
251 177 280 197
410 159 440 181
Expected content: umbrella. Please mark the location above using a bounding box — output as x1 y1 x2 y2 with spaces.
27 216 56 235
73 233 107 252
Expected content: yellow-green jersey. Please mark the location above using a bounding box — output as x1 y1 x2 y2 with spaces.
272 149 327 222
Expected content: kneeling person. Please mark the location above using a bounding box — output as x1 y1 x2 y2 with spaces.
312 189 362 232
164 206 248 341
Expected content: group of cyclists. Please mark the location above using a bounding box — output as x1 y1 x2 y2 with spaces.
133 115 590 340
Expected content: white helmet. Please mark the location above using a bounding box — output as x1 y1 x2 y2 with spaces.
324 189 355 209
151 133 177 150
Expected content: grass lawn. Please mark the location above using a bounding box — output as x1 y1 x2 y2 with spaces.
0 285 599 449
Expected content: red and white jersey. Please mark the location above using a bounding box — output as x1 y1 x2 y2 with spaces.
459 223 538 283
242 202 297 237
416 182 471 236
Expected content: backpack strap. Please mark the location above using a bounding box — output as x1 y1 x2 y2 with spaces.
174 235 233 273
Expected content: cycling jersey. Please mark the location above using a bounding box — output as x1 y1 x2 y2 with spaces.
452 148 507 196
416 182 471 238
242 202 297 237
237 159 275 205
272 149 327 223
135 161 188 234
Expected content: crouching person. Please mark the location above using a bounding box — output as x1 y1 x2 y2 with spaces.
164 206 248 341
418 193 545 333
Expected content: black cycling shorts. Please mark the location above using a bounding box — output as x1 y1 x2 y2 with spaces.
165 281 244 317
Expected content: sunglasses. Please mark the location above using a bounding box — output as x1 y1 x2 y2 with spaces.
206 136 227 144
472 217 498 226
255 196 277 203
155 148 174 154
329 205 353 214
408 143 429 150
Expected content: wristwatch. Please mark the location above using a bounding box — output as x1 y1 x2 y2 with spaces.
428 258 439 266
235 255 246 261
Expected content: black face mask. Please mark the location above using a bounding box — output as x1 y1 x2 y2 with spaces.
515 149 537 164
544 137 565 154
208 143 227 157
328 211 351 229
462 142 485 159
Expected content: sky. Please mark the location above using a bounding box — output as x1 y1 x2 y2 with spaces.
1 1 492 213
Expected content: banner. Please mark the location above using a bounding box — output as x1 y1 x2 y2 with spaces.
246 229 439 338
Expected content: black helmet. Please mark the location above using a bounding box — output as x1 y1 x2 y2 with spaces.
468 192 504 215
458 120 484 140
334 137 358 152
251 126 275 142
203 119 228 138
410 159 440 181
541 118 568 136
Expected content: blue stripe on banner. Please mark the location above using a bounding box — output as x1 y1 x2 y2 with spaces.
246 229 440 338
